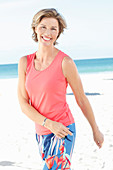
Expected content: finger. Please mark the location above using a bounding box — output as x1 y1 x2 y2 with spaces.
57 130 69 138
99 140 104 148
55 130 66 138
65 128 73 136
59 125 73 136
98 136 104 148
97 141 101 148
61 125 73 136
56 133 65 139
62 130 69 136
58 131 67 138
96 140 102 148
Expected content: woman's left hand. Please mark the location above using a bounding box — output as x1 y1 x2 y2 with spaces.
93 128 104 148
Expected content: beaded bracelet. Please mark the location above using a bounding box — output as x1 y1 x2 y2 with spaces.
42 118 47 126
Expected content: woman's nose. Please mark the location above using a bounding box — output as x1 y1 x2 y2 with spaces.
44 29 51 36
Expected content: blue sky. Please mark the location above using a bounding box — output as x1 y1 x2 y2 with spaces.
0 0 113 64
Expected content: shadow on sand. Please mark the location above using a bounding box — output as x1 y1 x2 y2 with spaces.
67 92 101 96
103 78 113 80
0 161 15 167
0 161 37 170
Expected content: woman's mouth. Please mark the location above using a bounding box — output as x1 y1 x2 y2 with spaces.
42 36 51 41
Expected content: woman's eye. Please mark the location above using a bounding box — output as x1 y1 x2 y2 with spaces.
51 28 56 30
42 26 46 29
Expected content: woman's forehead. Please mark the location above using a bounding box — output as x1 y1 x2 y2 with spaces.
39 17 59 26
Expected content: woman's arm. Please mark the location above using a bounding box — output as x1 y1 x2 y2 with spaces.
18 56 46 125
17 56 72 138
62 56 104 148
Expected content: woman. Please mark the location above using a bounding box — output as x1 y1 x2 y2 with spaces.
18 8 104 170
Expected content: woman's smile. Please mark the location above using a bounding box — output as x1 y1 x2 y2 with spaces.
41 35 52 42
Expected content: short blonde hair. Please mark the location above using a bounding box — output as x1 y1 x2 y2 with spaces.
31 8 67 45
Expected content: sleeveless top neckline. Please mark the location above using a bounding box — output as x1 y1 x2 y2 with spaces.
32 50 61 74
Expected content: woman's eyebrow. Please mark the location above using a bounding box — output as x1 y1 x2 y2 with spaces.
40 24 57 28
51 26 57 28
40 24 46 26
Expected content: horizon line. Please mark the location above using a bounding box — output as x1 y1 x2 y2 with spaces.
0 56 113 65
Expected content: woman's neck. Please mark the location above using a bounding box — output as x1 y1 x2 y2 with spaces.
36 45 57 62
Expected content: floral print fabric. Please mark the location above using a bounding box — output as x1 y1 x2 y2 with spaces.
36 123 76 170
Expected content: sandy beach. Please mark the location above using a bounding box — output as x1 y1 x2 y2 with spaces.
0 72 113 170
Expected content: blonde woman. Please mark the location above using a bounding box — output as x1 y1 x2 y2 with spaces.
18 8 104 169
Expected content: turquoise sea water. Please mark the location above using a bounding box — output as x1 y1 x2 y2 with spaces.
0 58 113 79
75 57 113 73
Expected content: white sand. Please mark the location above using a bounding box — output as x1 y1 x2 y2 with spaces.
0 72 113 170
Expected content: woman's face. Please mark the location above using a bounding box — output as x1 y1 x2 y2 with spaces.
35 17 59 46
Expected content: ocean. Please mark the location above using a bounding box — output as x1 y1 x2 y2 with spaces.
0 57 113 79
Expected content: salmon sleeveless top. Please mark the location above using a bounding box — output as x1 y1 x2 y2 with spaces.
25 50 75 135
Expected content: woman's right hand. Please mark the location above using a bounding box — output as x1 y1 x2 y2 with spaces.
45 119 72 138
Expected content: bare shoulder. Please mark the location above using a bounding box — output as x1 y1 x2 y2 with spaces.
18 56 27 73
62 55 78 77
63 55 73 63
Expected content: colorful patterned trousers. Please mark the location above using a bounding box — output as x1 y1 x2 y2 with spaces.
36 123 76 170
